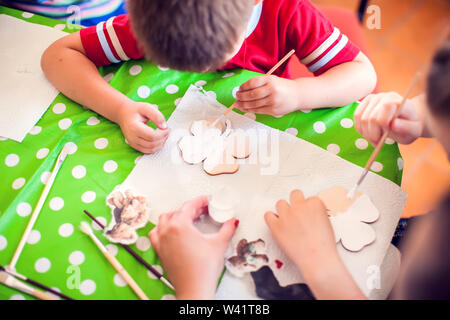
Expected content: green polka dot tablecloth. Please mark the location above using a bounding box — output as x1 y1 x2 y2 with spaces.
0 6 403 300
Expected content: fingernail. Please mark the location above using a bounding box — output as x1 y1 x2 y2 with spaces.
161 122 168 129
234 219 240 228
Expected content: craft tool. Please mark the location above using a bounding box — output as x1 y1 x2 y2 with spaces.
83 210 174 291
8 146 70 271
0 265 73 300
0 271 58 300
210 49 296 128
80 221 149 300
348 73 422 199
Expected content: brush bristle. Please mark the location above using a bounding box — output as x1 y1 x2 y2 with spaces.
347 186 357 199
80 221 92 235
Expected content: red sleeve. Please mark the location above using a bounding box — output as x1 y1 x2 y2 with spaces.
286 0 360 76
80 15 144 67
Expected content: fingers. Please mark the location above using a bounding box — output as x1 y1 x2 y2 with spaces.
236 84 271 102
264 211 279 233
275 199 290 215
148 228 160 252
236 96 274 111
215 218 238 245
178 196 210 222
391 118 422 144
238 76 268 92
289 190 305 207
139 103 168 130
135 135 168 154
136 122 170 142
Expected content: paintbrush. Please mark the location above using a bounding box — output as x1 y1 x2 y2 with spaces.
210 49 296 128
0 265 73 300
8 146 69 271
80 221 149 300
83 210 174 291
0 271 58 300
348 72 422 199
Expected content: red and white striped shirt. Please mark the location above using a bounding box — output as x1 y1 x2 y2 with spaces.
80 0 360 78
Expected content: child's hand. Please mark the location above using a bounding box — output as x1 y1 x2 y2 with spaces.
118 101 170 154
149 196 237 300
235 75 299 117
265 190 338 278
354 92 423 145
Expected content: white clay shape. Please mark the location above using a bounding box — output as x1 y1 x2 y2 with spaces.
208 187 238 224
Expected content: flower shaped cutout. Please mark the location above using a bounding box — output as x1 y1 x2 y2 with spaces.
178 119 251 175
318 187 380 252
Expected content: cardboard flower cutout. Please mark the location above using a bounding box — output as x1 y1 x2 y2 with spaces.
178 119 251 175
317 186 380 252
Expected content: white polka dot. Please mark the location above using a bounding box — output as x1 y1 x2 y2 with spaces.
40 171 51 185
327 144 340 155
72 165 86 179
222 72 234 78
113 274 127 287
244 113 256 121
87 116 100 126
161 294 176 300
301 109 312 113
106 244 118 256
29 126 42 135
385 138 395 145
205 91 217 100
49 197 64 211
285 128 298 136
195 80 207 86
94 138 108 149
58 118 72 130
5 154 19 167
355 138 369 150
0 235 7 251
129 65 142 76
27 230 41 245
52 103 66 114
10 294 25 300
165 84 179 94
371 161 383 172
232 86 239 99
92 217 106 231
174 98 181 106
35 257 51 273
36 148 49 159
147 265 163 279
80 279 96 295
58 223 74 237
103 160 118 173
398 158 404 170
54 24 66 31
136 236 151 251
12 177 26 190
64 142 78 154
69 251 85 266
0 136 8 141
22 12 33 18
82 191 96 203
313 121 326 134
157 65 169 71
103 73 114 82
340 118 353 128
137 85 151 99
17 202 32 217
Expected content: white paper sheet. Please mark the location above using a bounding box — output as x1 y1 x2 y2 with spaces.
0 15 67 142
122 85 407 299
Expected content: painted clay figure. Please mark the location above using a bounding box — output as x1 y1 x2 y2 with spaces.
226 239 269 277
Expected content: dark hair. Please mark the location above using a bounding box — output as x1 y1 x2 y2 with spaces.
427 37 450 117
126 0 253 72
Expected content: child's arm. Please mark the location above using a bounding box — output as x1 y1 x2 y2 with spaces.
354 92 432 146
41 32 169 154
235 51 377 116
265 190 366 300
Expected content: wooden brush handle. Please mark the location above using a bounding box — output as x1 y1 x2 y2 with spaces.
33 288 59 300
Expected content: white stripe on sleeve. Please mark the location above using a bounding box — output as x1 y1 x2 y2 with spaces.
301 28 340 65
96 21 120 64
106 17 130 61
308 35 349 73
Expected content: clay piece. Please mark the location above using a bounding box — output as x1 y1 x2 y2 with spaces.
105 189 151 245
178 119 251 176
317 186 380 252
208 187 238 224
225 239 269 277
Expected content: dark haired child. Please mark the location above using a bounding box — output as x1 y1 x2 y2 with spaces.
41 0 377 154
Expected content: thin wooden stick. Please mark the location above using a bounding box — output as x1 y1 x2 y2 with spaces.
80 222 149 300
0 271 58 300
0 265 73 300
348 72 422 198
211 49 296 126
8 146 69 271
83 210 174 291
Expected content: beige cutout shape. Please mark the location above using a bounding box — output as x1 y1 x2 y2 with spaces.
317 186 362 216
179 119 251 175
